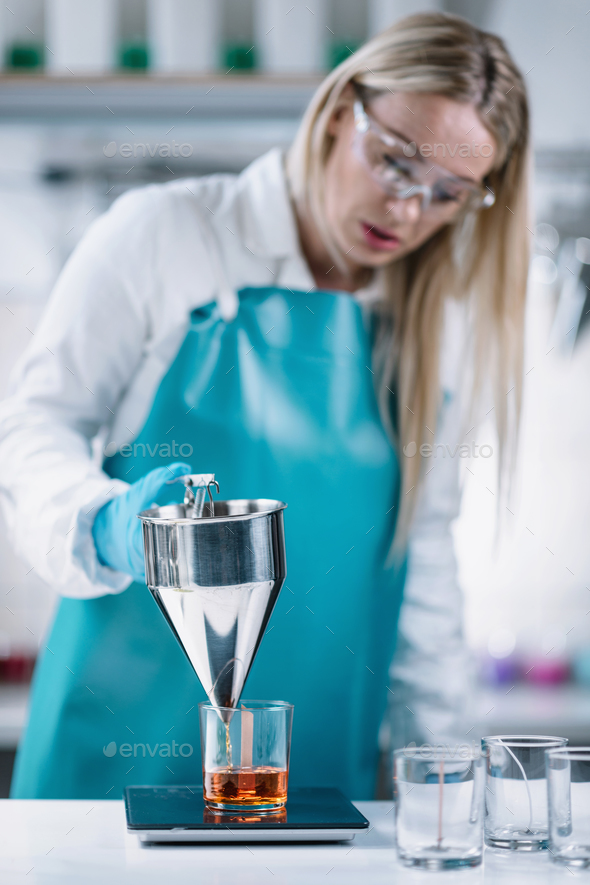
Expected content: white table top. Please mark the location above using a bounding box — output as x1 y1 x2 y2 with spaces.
0 799 579 884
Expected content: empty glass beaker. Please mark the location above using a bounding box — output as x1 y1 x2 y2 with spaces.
547 746 590 867
394 746 485 869
483 734 568 850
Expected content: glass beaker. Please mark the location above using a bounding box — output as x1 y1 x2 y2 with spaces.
547 746 590 867
199 700 293 813
482 734 568 850
394 746 485 869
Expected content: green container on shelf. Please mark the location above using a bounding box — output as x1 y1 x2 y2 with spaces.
329 41 360 69
120 42 149 71
6 43 44 70
223 43 256 71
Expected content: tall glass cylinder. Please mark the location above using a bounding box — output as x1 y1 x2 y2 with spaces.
547 747 590 867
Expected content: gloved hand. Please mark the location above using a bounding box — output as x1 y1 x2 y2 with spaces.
92 462 192 583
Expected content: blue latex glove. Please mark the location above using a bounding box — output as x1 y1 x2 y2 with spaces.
92 462 192 583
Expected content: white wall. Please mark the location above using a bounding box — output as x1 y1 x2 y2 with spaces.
487 0 590 148
369 0 441 35
369 0 590 149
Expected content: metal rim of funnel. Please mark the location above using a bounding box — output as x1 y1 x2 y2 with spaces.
138 498 287 525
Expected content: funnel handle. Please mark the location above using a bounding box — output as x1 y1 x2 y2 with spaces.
205 479 220 517
169 473 218 517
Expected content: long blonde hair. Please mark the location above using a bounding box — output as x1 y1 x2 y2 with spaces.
287 12 530 549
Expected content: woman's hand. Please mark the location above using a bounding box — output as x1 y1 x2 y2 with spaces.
92 462 192 583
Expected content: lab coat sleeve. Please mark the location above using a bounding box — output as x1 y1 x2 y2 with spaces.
0 188 162 599
389 310 473 750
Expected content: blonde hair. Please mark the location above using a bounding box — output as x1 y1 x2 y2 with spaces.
287 12 530 550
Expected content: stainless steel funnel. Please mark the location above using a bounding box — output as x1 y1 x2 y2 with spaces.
138 475 287 714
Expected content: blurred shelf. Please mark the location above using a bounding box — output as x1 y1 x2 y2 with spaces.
536 149 590 173
0 75 321 122
0 684 29 750
473 684 590 744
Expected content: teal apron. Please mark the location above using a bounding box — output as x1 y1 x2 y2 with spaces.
11 287 404 800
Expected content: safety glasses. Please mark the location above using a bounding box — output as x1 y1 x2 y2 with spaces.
353 101 495 216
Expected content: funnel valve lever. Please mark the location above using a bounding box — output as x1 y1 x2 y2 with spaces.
176 474 218 518
205 479 220 517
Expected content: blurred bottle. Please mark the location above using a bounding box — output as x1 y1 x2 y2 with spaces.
522 629 570 686
2 0 44 71
572 649 590 687
326 0 367 69
222 0 256 71
1 653 36 683
148 0 220 74
255 0 327 74
480 628 518 685
45 0 117 75
0 633 35 683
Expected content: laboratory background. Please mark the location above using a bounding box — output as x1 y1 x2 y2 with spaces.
0 0 589 799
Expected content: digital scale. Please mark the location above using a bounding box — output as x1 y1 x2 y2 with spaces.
125 786 370 843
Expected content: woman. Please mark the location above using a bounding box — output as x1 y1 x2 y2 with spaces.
0 13 529 800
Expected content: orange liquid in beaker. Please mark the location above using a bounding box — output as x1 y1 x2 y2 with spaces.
204 767 288 806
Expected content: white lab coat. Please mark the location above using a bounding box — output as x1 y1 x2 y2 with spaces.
0 148 470 747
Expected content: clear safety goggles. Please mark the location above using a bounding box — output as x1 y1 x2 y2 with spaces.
353 100 495 215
